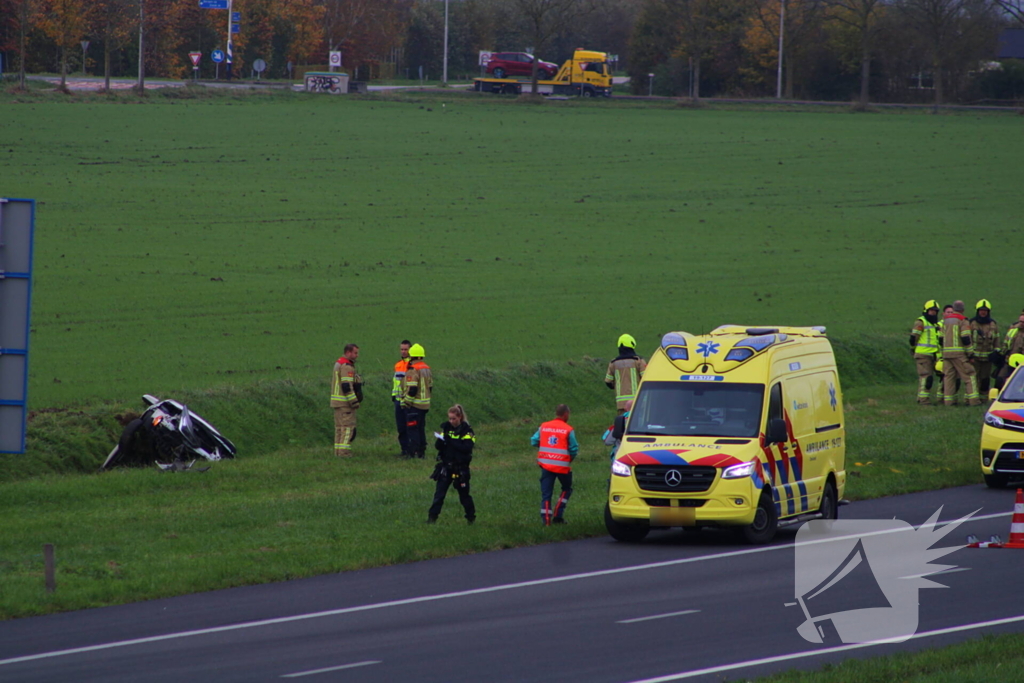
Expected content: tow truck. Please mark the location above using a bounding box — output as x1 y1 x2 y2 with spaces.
473 49 612 98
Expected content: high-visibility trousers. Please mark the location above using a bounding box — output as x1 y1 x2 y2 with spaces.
915 353 938 404
943 355 980 406
334 406 357 455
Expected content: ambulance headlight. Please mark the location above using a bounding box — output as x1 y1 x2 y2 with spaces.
984 413 1005 429
612 460 632 477
722 462 756 479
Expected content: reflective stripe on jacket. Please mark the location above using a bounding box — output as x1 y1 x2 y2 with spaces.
331 358 361 408
535 419 575 474
604 357 647 409
912 316 941 355
942 314 973 355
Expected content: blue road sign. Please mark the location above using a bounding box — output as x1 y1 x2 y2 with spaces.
211 50 225 63
231 23 240 34
232 11 240 21
0 198 35 454
199 0 229 8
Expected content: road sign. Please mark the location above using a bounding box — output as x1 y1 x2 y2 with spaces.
0 198 35 454
232 11 240 21
253 59 266 73
329 51 342 68
81 40 90 52
189 52 202 68
478 51 493 67
231 23 240 34
199 0 228 8
211 49 224 63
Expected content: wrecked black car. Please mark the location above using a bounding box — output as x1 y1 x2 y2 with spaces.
100 395 236 471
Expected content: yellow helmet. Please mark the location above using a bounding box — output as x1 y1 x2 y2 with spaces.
923 300 939 313
618 334 637 349
935 359 944 373
976 299 992 311
1010 354 1024 369
409 343 425 358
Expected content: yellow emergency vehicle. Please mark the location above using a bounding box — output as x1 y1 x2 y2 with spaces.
980 354 1024 488
605 326 846 544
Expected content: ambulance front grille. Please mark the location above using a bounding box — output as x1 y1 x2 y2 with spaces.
635 465 717 493
994 446 1024 472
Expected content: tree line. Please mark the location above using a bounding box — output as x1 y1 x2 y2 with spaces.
1 0 1022 103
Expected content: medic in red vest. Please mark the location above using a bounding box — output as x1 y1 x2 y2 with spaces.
530 404 579 525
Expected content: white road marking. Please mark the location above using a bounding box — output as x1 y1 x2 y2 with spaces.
0 509 1009 668
902 566 971 580
624 613 1024 682
281 660 381 677
618 610 700 624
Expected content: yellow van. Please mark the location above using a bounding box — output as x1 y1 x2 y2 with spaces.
605 326 846 544
980 354 1024 488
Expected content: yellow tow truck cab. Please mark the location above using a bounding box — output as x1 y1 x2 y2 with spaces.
980 355 1024 488
605 325 846 544
473 49 613 97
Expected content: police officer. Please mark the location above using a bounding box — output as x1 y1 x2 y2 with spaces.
971 299 1001 395
531 404 579 525
401 343 433 458
604 334 647 415
330 344 363 456
392 340 412 457
427 405 476 524
942 301 981 406
910 300 942 405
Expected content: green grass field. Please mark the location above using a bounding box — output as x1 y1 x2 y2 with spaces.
1 89 1019 676
2 87 1021 408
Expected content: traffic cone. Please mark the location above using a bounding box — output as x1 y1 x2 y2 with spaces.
1005 488 1024 549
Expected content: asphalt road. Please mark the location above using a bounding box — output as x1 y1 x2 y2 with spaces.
2 484 1023 683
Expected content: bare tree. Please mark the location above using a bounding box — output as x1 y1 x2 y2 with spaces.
993 0 1024 22
668 0 739 99
824 0 884 103
511 0 595 88
93 0 136 91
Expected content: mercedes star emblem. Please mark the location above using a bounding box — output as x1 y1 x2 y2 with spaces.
665 469 683 487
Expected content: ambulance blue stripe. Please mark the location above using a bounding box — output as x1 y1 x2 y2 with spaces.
797 482 808 513
784 484 795 515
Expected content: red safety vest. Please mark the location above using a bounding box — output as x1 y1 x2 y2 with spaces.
537 419 573 474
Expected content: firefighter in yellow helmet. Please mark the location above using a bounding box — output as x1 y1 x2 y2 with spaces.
400 343 433 458
941 301 981 406
970 299 1002 395
909 300 942 405
604 334 647 416
996 310 1024 390
330 344 363 456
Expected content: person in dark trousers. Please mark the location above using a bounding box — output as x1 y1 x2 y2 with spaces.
531 404 579 525
428 405 476 524
392 340 412 457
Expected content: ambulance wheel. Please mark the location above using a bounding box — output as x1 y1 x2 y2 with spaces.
493 67 506 78
605 503 649 543
985 473 1009 489
741 490 778 544
818 480 838 520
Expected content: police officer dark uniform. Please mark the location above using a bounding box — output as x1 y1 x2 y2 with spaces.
427 405 476 524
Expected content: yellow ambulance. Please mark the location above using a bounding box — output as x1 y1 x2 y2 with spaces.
605 326 846 544
980 354 1024 488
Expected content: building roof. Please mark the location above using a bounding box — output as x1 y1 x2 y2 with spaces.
997 28 1024 59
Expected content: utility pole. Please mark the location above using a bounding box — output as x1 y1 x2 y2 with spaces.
442 0 449 85
137 0 145 92
775 0 785 99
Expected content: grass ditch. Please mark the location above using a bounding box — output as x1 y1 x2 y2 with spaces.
3 337 913 482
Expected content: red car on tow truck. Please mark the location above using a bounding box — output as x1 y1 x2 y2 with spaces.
485 52 559 80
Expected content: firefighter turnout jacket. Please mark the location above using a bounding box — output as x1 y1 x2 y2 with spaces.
942 313 974 357
971 317 1001 359
331 358 363 409
1006 324 1024 358
402 361 433 410
532 418 579 474
605 354 647 410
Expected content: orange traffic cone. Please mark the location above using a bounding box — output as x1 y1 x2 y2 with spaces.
1005 488 1024 549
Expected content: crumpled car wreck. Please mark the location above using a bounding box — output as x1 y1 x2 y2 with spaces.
100 395 237 471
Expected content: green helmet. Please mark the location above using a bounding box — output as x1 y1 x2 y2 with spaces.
618 334 637 349
409 343 425 358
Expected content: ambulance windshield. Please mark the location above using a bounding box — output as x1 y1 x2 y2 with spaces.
627 381 764 438
1001 370 1024 402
